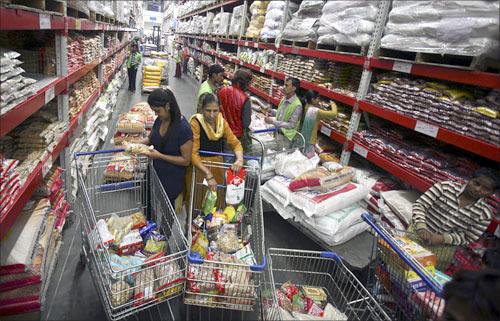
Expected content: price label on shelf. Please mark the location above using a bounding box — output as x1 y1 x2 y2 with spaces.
259 67 265 73
392 61 412 74
320 125 332 137
414 120 439 138
75 19 82 30
253 42 259 48
239 61 243 66
44 86 55 104
42 156 52 178
78 113 83 126
94 23 99 30
353 144 368 158
39 14 51 29
244 41 249 47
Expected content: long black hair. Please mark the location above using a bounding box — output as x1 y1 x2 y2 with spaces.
147 88 182 144
301 90 319 107
199 92 218 110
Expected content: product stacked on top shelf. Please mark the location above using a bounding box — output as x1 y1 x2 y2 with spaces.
228 4 246 37
245 1 269 38
68 70 100 119
260 0 299 40
281 0 323 43
0 51 38 115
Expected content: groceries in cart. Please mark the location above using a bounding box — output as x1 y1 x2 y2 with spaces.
116 112 146 134
90 211 185 307
129 101 157 128
103 153 140 182
269 281 348 321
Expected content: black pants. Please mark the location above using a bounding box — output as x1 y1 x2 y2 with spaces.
128 67 137 90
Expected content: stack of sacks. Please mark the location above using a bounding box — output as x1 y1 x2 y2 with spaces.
317 1 379 47
81 35 103 64
379 190 420 231
381 0 500 58
229 5 246 37
69 70 100 119
212 13 221 36
245 1 269 38
204 12 215 35
280 1 324 42
191 15 206 35
67 36 85 73
260 1 299 40
261 150 370 245
129 101 156 129
142 65 162 90
0 136 15 157
0 51 37 115
216 12 232 37
0 159 21 217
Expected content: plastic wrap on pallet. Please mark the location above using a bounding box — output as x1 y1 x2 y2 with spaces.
228 5 246 36
280 1 324 42
260 1 299 40
380 0 500 58
317 1 378 46
216 12 232 36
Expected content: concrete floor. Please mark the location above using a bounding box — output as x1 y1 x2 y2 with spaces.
40 60 374 321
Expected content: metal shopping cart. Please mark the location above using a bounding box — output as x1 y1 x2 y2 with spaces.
363 213 453 321
261 248 392 321
184 152 266 314
74 149 189 321
248 128 305 182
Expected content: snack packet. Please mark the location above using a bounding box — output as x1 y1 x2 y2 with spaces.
202 190 217 216
226 168 246 205
142 231 166 256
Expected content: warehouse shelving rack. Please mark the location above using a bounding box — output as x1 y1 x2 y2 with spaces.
0 5 136 238
175 0 500 194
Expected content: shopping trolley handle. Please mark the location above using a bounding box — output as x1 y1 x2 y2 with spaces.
362 213 443 295
75 148 125 157
251 128 277 134
187 251 266 271
320 251 342 262
198 150 261 161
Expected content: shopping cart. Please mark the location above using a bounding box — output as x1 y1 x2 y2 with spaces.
74 149 189 321
248 128 305 182
261 248 392 321
363 213 449 321
184 151 266 313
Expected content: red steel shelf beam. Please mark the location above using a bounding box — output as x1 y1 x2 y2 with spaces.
249 86 280 107
179 0 240 20
0 8 65 30
0 77 66 138
348 140 432 193
279 44 366 66
359 100 500 162
0 131 69 239
319 123 346 145
369 57 500 89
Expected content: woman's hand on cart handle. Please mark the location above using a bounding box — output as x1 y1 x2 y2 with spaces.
206 175 218 191
231 158 243 173
416 228 432 242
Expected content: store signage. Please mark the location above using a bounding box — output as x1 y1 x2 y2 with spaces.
392 61 412 74
353 144 368 158
39 14 51 29
44 86 55 104
414 120 439 138
320 125 332 137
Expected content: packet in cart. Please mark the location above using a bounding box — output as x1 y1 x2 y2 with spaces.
226 168 246 205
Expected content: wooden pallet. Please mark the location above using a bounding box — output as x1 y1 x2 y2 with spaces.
282 39 316 49
316 43 368 56
3 0 65 15
378 48 500 71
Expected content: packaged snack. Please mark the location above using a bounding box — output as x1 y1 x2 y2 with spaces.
107 214 134 245
104 153 138 182
301 286 327 307
233 243 256 265
133 268 156 306
233 203 247 223
118 230 144 256
276 289 293 313
109 254 145 284
130 211 147 229
223 205 236 223
187 264 216 293
110 280 133 307
208 210 228 228
193 215 204 228
116 112 146 134
202 190 217 216
216 225 241 254
213 267 227 294
292 292 306 313
139 221 157 238
191 230 208 258
226 168 246 205
96 219 114 247
125 142 153 155
281 281 299 301
142 231 166 256
305 298 324 317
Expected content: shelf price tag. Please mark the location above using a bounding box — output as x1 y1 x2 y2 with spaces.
42 156 52 178
392 61 412 74
39 14 51 29
244 41 249 47
253 42 259 48
414 120 439 138
239 61 243 66
353 144 368 158
259 67 265 73
75 19 82 30
78 113 83 126
44 86 55 104
320 125 332 137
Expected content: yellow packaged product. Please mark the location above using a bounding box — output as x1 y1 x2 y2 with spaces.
474 107 498 118
144 65 162 72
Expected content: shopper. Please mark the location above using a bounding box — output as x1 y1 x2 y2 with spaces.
442 269 500 321
187 93 243 197
410 168 498 267
133 88 193 214
218 68 253 149
300 90 337 158
196 64 225 113
182 46 189 74
265 77 303 141
126 43 141 91
174 44 182 78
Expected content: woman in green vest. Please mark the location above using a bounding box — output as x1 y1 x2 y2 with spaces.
264 77 303 141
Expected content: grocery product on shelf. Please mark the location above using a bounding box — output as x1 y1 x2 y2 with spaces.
216 12 232 37
281 0 324 42
240 48 275 69
366 74 500 145
381 1 500 58
260 1 299 40
68 70 100 119
317 1 379 47
320 103 355 136
245 1 269 38
228 5 246 37
0 51 38 115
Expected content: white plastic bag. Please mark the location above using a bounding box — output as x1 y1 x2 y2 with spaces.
274 149 319 178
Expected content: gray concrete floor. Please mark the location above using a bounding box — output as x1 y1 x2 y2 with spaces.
40 60 373 321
